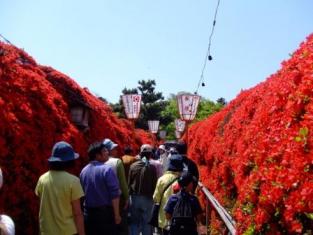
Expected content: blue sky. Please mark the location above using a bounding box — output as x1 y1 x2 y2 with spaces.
1 1 313 103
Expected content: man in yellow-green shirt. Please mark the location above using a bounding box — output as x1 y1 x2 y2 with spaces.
153 154 183 235
35 141 85 235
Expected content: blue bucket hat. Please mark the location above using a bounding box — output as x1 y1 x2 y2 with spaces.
103 138 118 151
48 141 79 162
167 154 184 172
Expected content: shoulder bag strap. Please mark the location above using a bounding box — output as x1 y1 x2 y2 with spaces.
158 177 179 204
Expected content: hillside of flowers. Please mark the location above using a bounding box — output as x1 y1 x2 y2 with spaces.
0 41 152 234
188 34 313 234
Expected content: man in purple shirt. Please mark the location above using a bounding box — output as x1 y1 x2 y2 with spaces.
80 142 121 235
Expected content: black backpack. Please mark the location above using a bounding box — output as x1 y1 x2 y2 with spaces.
169 191 198 235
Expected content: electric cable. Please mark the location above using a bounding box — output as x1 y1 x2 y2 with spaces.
195 0 221 94
0 34 12 44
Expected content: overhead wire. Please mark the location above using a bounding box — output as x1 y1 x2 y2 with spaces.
195 0 221 94
0 34 12 44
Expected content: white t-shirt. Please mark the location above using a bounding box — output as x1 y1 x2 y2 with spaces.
105 157 119 174
159 153 169 172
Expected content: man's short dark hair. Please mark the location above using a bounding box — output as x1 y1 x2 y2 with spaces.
176 141 187 155
124 146 132 155
88 142 107 161
140 151 153 159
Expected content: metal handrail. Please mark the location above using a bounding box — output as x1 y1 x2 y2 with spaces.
198 181 236 235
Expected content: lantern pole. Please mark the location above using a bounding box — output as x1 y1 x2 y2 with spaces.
131 119 136 144
153 132 157 147
185 120 190 144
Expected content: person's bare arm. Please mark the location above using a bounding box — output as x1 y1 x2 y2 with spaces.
165 212 172 220
196 213 203 223
72 198 85 235
123 199 129 210
112 197 121 224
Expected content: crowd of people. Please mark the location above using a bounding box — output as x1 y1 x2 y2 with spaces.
35 139 204 235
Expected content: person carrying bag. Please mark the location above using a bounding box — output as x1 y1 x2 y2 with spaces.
151 154 184 235
149 177 178 228
164 172 203 235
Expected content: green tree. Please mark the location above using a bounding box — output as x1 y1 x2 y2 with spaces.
195 98 224 121
216 97 227 106
160 94 179 140
160 95 225 140
111 84 226 139
136 80 165 129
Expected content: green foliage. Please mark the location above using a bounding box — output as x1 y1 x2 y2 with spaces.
217 97 227 106
195 98 224 121
110 81 226 139
294 126 310 152
135 80 165 129
243 224 255 235
305 212 313 220
160 95 225 140
242 201 254 215
160 95 179 140
295 127 309 142
137 80 163 104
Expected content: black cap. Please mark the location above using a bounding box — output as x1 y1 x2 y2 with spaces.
178 172 195 188
167 154 183 172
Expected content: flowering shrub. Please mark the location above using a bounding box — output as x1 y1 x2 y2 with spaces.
188 34 313 234
0 42 152 234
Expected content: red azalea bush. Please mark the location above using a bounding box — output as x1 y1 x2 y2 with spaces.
188 34 313 234
0 42 152 234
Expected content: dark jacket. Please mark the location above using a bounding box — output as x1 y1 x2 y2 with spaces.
128 160 157 198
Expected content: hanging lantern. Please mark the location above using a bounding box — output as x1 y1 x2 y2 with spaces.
148 120 160 134
176 93 200 121
122 94 142 119
174 119 186 132
175 131 181 139
159 130 167 140
70 104 90 129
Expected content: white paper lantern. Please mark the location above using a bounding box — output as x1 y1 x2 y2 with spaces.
148 120 159 134
174 119 186 132
122 94 142 119
177 94 200 121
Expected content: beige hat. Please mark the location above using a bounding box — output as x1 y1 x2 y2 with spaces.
140 144 153 153
158 145 166 151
